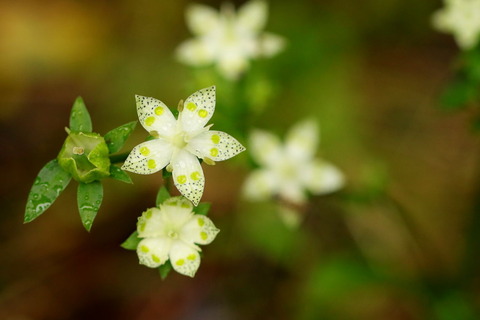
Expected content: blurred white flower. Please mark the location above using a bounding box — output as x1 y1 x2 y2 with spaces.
432 0 480 49
122 86 245 206
243 119 344 205
176 0 285 80
136 197 219 277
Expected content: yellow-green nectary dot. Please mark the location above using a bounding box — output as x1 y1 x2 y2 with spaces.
177 175 187 184
198 109 208 118
200 232 208 240
141 245 150 253
190 171 201 181
181 202 190 208
145 209 152 219
145 116 155 126
152 255 161 263
154 106 164 115
140 146 150 156
211 134 220 144
186 102 197 111
176 259 185 266
210 148 219 157
197 218 205 226
147 159 156 169
187 254 196 260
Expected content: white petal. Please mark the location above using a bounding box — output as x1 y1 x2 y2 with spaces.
249 129 283 167
161 197 195 229
135 95 176 137
304 160 345 195
186 4 220 36
171 150 205 206
169 241 201 277
285 119 319 162
278 180 306 204
260 32 286 57
217 54 250 80
137 207 167 238
181 215 219 245
242 169 278 201
121 139 173 175
237 0 268 32
176 38 216 66
188 130 245 161
137 238 171 268
181 86 216 134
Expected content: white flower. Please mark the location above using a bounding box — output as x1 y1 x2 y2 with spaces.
176 0 285 80
136 197 219 277
121 86 245 206
243 119 344 204
432 0 480 49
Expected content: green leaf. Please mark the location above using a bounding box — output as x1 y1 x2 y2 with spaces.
193 202 211 216
162 169 172 179
109 165 132 184
24 159 72 223
158 261 173 280
440 78 476 110
77 181 103 231
69 97 92 132
121 231 141 250
156 186 171 207
104 121 137 154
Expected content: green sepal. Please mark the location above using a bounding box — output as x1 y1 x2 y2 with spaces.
121 231 141 250
162 169 172 179
158 261 173 280
156 186 171 207
193 202 211 216
24 159 72 223
77 181 103 232
58 132 111 183
109 165 132 184
145 135 156 141
69 97 92 133
104 121 137 154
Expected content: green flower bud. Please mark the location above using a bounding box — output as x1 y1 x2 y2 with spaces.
57 131 111 183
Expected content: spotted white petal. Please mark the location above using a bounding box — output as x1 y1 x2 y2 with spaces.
181 86 216 134
237 0 268 32
303 160 345 195
242 169 278 201
176 38 216 66
171 150 205 206
161 197 195 228
137 238 171 268
122 139 173 175
249 129 283 167
285 119 319 162
169 241 201 277
186 4 220 36
260 32 286 57
188 130 245 161
136 95 176 137
181 215 219 245
137 207 167 238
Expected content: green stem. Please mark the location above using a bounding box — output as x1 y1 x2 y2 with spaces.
109 152 130 164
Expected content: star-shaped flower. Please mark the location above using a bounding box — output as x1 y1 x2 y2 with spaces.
136 197 219 277
122 86 245 205
176 0 285 80
432 0 480 49
243 119 344 204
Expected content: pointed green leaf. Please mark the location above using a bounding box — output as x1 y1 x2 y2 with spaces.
156 186 171 207
77 181 103 231
24 160 72 223
104 121 137 154
109 165 133 184
158 261 173 280
121 231 141 250
69 97 92 133
193 202 211 216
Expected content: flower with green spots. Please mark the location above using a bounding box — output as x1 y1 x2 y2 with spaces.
135 197 219 277
243 119 345 205
432 0 480 50
176 0 285 80
121 86 245 206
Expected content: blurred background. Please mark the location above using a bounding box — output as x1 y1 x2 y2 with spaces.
1 0 480 319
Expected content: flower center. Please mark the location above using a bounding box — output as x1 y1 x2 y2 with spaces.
279 161 298 179
72 146 84 155
168 230 179 240
172 132 188 149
